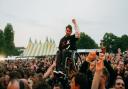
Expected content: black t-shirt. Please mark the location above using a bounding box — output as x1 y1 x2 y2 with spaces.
59 34 78 51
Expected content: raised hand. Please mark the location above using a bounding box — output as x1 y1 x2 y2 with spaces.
52 61 56 67
96 59 104 72
72 19 77 25
91 56 104 89
72 18 80 38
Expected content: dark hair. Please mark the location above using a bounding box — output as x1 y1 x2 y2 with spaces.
103 68 109 78
33 79 51 89
66 25 72 31
9 71 21 80
72 73 88 89
114 76 125 86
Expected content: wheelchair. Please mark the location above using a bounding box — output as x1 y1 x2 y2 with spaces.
63 50 82 78
56 49 82 78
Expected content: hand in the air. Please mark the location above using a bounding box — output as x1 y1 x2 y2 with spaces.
96 59 104 72
52 61 56 67
72 19 76 25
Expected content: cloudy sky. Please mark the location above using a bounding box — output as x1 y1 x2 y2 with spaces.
0 0 128 47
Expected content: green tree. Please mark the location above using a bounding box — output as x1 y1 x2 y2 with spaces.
120 34 128 52
0 29 5 54
103 33 118 53
103 33 116 52
103 33 128 53
4 23 16 56
112 37 122 53
77 32 98 49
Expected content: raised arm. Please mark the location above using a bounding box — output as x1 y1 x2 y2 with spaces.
91 58 104 89
43 61 56 79
72 19 80 38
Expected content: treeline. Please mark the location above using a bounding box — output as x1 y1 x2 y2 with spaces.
77 32 128 53
0 23 20 56
103 33 128 53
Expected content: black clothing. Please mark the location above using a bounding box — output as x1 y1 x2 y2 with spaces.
56 34 79 72
104 60 116 88
79 60 89 74
79 60 116 89
59 34 78 51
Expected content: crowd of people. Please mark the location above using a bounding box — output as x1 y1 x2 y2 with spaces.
0 19 128 89
0 49 127 89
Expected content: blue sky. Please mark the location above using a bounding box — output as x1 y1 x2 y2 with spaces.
0 0 128 47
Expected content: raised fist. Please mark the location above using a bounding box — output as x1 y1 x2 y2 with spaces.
72 19 76 25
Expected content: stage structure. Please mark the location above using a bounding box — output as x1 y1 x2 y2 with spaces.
21 38 58 57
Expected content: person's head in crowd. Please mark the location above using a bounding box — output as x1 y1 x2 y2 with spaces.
53 83 63 89
114 77 125 89
117 48 122 54
65 25 72 36
4 74 10 82
33 73 43 83
117 60 124 70
99 68 110 87
33 79 51 89
9 71 20 80
70 73 88 89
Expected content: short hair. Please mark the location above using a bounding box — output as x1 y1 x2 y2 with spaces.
66 25 72 31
